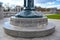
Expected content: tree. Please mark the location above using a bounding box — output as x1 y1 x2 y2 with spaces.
4 3 11 11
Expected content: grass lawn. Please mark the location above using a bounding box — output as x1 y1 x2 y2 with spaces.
46 14 60 19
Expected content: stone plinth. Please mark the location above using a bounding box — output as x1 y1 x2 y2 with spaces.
3 17 55 38
10 16 47 27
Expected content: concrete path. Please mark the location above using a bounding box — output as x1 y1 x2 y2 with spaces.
0 18 60 40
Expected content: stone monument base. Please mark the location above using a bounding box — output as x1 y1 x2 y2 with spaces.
3 18 55 38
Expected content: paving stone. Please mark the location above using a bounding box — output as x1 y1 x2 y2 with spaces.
3 17 55 37
16 38 32 40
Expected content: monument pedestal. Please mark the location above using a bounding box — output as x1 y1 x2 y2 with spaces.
3 16 55 38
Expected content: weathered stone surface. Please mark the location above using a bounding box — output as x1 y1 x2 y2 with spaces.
3 21 55 38
10 16 48 27
0 18 59 40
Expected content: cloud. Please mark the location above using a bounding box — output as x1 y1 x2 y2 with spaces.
56 0 60 1
46 2 55 5
35 3 47 8
0 0 24 6
47 5 60 8
35 1 60 9
35 0 56 3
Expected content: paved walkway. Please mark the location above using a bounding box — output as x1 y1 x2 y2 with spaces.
0 18 60 40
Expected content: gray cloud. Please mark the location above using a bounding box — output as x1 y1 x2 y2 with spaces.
35 0 56 3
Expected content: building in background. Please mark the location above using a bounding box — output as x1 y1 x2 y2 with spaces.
0 2 4 19
3 5 23 17
49 8 57 14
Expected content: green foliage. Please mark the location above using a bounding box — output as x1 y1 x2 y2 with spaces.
47 14 60 19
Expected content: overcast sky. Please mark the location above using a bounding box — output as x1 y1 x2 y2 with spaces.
0 0 60 9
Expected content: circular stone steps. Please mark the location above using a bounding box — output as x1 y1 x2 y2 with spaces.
3 21 55 38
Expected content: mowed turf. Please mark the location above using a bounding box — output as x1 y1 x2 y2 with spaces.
47 14 60 19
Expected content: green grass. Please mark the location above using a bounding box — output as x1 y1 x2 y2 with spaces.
47 14 60 19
